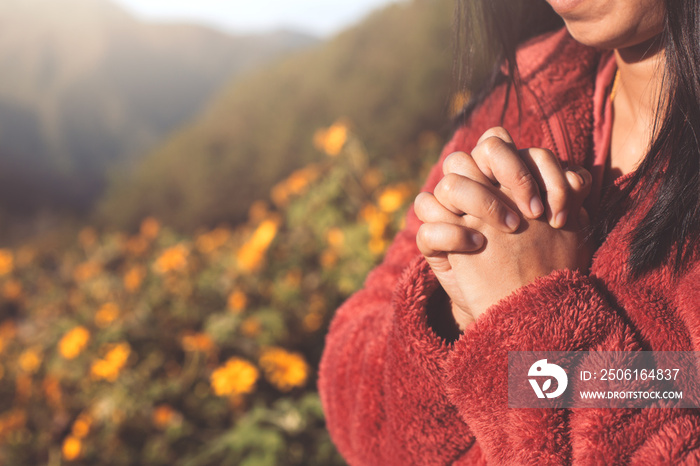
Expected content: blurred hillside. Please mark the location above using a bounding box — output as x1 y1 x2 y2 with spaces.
100 0 458 231
0 0 315 229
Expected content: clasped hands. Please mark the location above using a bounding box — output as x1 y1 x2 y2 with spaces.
415 127 594 330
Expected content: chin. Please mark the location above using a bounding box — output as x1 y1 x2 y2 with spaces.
563 20 662 50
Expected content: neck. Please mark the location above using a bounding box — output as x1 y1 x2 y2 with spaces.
607 36 666 181
614 36 666 123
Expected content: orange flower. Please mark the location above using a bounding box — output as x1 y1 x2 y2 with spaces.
450 90 472 117
313 120 349 156
320 250 337 270
140 217 160 240
78 227 98 249
2 280 22 301
123 266 146 293
248 200 269 223
377 184 412 213
181 332 215 354
0 410 26 442
154 244 189 274
95 303 119 328
71 413 92 438
59 326 90 359
259 347 309 392
227 289 247 313
240 317 261 337
326 228 345 249
18 348 42 373
283 269 302 288
152 405 177 429
90 342 131 382
42 376 63 408
126 235 149 256
303 312 323 332
210 357 259 397
0 249 13 276
62 435 81 461
236 219 280 272
73 261 101 283
196 227 231 255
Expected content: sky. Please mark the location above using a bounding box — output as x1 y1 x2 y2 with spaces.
110 0 403 37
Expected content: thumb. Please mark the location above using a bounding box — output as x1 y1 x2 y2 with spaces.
564 166 592 227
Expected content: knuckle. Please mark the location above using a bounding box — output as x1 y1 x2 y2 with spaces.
438 173 461 196
416 225 431 250
483 195 502 218
479 136 504 157
442 151 466 173
513 170 537 191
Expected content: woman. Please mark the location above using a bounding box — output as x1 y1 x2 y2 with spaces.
319 0 700 464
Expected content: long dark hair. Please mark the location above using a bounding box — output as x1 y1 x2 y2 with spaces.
457 0 700 277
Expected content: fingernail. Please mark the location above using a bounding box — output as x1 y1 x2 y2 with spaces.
471 232 484 249
505 212 520 231
567 169 585 186
555 211 568 228
530 197 544 217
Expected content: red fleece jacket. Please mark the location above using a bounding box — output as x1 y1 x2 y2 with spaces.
318 28 700 465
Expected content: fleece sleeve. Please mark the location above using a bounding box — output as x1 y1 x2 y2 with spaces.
440 264 700 465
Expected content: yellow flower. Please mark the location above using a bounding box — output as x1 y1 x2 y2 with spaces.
78 227 98 249
210 357 259 397
227 289 247 313
0 249 13 276
62 435 81 461
154 244 189 274
90 342 131 382
71 413 92 438
140 217 161 240
123 266 146 293
313 120 349 156
18 348 42 374
181 332 215 354
59 326 90 359
259 347 309 392
236 218 280 272
377 184 412 213
95 302 119 328
2 279 22 301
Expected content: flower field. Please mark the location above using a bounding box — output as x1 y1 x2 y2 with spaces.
0 123 435 465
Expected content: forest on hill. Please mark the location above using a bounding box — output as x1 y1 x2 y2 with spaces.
99 0 459 231
0 0 315 235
